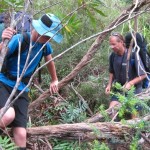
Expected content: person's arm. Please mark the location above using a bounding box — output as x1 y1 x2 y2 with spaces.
105 53 115 95
125 53 147 90
105 73 114 95
125 74 146 90
0 42 3 50
44 54 58 94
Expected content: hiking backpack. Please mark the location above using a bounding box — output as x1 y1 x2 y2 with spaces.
0 12 43 83
0 11 31 42
125 32 150 88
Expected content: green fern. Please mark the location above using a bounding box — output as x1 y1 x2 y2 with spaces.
60 100 88 123
0 136 16 150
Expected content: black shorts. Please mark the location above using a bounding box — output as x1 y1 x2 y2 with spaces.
0 82 29 128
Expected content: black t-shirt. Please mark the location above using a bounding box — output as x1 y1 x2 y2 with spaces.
109 50 146 94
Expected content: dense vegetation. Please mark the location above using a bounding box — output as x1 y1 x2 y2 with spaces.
0 0 149 149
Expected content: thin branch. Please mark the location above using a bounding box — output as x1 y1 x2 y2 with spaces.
33 83 44 93
70 83 93 116
111 111 119 122
140 133 150 145
44 137 53 150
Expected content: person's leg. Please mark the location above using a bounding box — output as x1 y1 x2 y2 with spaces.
109 93 121 120
11 91 29 149
109 100 121 120
0 82 15 131
0 107 15 128
109 100 120 108
13 127 27 148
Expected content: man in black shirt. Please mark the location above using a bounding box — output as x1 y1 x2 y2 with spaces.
105 33 146 113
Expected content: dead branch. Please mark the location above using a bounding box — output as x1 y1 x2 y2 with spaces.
140 133 150 145
85 105 121 123
70 83 93 116
28 0 150 113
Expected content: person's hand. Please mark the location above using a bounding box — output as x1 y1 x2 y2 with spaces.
2 27 16 41
49 80 59 95
123 82 133 90
105 84 111 95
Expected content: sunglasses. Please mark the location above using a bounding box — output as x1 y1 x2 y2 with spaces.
111 32 124 42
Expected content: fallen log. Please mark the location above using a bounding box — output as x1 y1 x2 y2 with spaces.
85 105 121 123
27 122 134 142
27 115 149 141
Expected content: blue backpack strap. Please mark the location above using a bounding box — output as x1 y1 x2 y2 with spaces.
37 44 47 83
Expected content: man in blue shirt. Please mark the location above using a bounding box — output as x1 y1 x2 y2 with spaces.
0 13 63 149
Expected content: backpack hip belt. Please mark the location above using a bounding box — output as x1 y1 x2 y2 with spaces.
4 72 30 84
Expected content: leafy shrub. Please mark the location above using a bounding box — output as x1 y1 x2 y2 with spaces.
111 82 150 119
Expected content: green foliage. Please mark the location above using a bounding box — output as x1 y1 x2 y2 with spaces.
56 64 71 79
129 135 140 150
53 140 88 150
47 0 107 43
53 140 110 150
76 81 100 112
91 140 110 150
0 136 16 150
62 13 82 40
53 141 80 150
99 105 110 121
32 98 64 126
120 0 132 4
84 1 106 29
126 119 150 150
140 14 150 54
111 82 150 119
0 0 24 12
60 100 88 123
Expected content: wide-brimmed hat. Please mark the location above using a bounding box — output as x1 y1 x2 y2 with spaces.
32 13 63 43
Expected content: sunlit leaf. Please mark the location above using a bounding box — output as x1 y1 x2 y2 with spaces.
77 0 83 5
90 6 106 17
86 8 96 28
65 25 71 32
